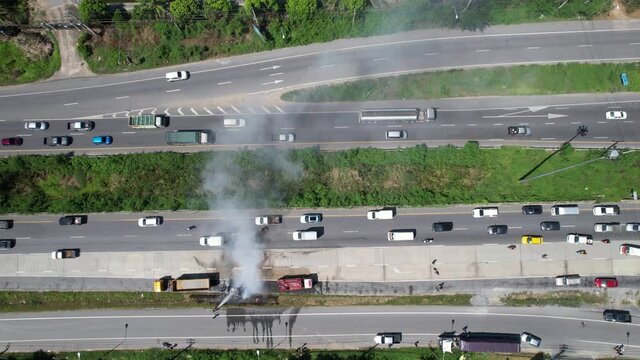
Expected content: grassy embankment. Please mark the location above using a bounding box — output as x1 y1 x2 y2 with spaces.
82 0 611 73
0 291 472 312
282 62 640 102
501 291 609 307
0 33 60 85
0 144 637 214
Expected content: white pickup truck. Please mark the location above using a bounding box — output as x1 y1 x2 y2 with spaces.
67 121 95 131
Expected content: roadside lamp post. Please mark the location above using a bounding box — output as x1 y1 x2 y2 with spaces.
451 319 455 332
452 7 459 20
627 331 630 345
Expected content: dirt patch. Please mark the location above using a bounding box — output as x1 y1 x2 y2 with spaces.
11 32 53 61
329 168 364 191
602 0 636 19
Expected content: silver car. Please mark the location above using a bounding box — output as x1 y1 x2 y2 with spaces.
25 121 49 130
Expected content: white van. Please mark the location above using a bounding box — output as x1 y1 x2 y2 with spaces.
387 230 416 241
367 209 395 220
224 118 246 128
620 244 640 256
551 205 580 216
293 230 318 240
426 107 437 121
165 71 189 82
555 274 581 286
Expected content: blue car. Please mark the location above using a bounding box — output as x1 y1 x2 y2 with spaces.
621 72 629 87
92 135 113 145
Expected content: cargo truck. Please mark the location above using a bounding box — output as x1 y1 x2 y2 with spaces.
128 114 169 128
153 277 213 292
255 215 282 226
165 130 213 145
277 275 314 292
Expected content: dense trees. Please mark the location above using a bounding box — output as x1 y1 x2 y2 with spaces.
78 0 107 24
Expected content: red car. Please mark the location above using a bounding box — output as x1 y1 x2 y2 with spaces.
2 137 23 146
594 277 618 288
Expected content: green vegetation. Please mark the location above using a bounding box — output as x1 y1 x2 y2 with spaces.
0 33 60 85
0 291 471 312
282 62 640 102
501 291 609 307
1 348 519 360
0 144 638 214
78 0 612 73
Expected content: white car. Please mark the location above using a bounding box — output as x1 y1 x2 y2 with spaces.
626 223 640 232
593 205 620 216
24 121 49 130
566 233 593 245
472 207 499 218
165 71 189 82
385 130 408 139
300 213 322 224
521 332 541 347
199 235 222 247
594 223 617 233
138 216 163 227
605 110 627 120
272 133 295 142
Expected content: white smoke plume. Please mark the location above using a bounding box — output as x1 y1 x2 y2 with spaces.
202 147 302 298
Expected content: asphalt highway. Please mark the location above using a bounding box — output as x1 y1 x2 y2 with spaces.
1 21 640 121
0 100 638 156
0 306 637 357
2 203 639 254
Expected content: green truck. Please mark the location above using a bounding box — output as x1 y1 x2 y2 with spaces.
165 130 213 145
128 114 169 128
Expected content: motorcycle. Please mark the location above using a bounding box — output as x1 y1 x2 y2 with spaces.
576 250 587 255
601 239 610 244
187 225 197 231
423 238 434 244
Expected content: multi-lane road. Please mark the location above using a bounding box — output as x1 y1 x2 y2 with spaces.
1 21 640 120
0 100 638 155
2 203 639 254
0 306 637 357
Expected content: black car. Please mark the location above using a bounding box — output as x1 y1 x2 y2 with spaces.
487 225 508 235
59 215 87 226
0 239 15 250
522 205 543 215
540 221 561 231
0 220 12 230
603 309 632 323
432 222 454 232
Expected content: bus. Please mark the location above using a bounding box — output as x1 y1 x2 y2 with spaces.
359 108 421 123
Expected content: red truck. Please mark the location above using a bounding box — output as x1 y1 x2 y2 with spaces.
277 275 314 292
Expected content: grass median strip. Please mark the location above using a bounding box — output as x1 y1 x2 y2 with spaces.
500 291 609 307
0 291 472 312
281 63 640 102
0 144 638 214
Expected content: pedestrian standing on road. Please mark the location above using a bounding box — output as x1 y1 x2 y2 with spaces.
462 326 468 333
433 268 440 276
581 321 585 327
414 341 419 347
542 254 548 259
432 259 437 265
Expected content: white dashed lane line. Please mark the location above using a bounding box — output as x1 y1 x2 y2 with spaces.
217 81 232 85
165 89 180 93
64 102 78 106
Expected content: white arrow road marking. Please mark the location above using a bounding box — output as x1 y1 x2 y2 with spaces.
260 65 281 71
483 113 567 119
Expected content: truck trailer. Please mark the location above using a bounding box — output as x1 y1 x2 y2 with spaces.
277 275 314 292
165 130 213 145
128 114 169 128
459 332 521 353
153 277 213 292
